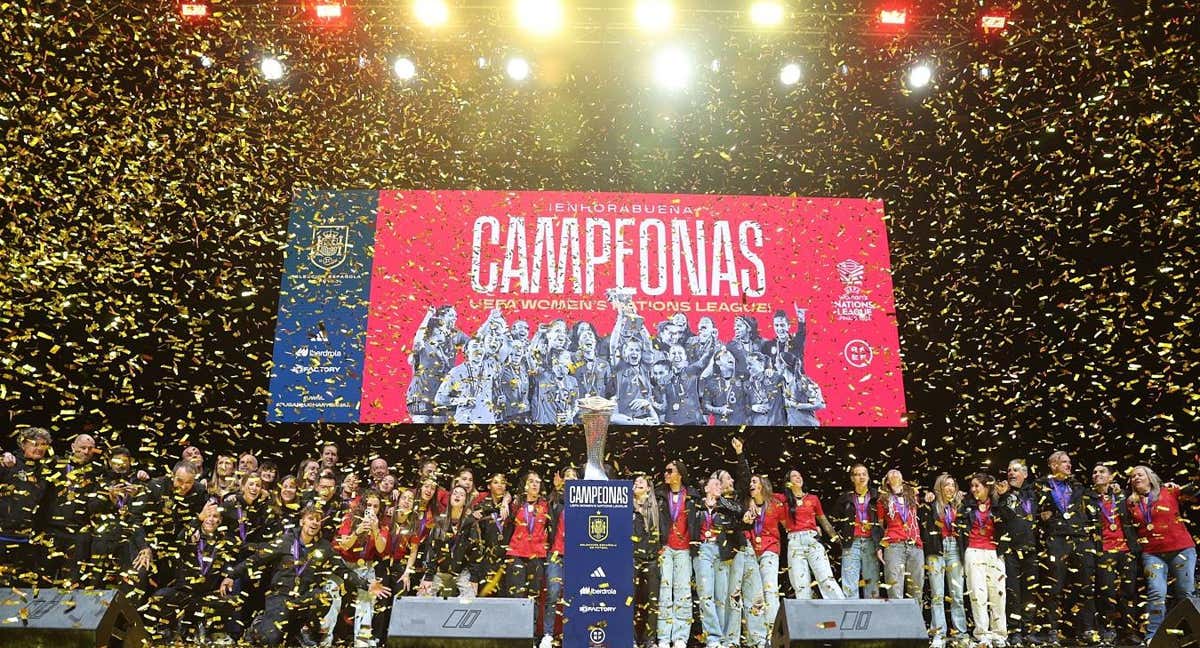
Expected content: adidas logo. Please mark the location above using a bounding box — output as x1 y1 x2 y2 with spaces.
590 566 606 579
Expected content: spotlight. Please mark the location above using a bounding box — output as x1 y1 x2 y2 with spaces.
652 46 691 91
978 64 992 80
516 0 564 36
393 57 417 80
779 62 801 86
477 56 490 68
710 59 720 72
260 56 285 81
179 1 208 18
506 57 531 81
199 54 214 68
879 8 907 25
907 63 932 89
413 0 449 27
313 1 343 19
838 63 850 76
749 0 785 26
635 0 673 32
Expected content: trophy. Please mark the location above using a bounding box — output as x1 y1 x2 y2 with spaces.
578 396 617 480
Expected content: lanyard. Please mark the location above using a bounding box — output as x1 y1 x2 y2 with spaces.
754 504 766 537
1138 493 1156 525
1049 479 1072 513
291 537 310 576
894 497 910 526
974 505 991 530
236 505 247 542
196 538 215 576
854 495 869 522
525 503 536 534
943 504 956 530
1100 496 1117 526
669 491 684 522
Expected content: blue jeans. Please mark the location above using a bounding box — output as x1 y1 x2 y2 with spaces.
786 530 843 599
658 547 692 643
693 542 723 647
927 539 967 638
841 537 880 599
543 555 563 637
1143 546 1198 641
758 551 781 633
725 547 767 647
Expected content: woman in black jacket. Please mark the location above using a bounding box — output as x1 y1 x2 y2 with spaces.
419 485 483 598
632 474 661 648
919 474 967 647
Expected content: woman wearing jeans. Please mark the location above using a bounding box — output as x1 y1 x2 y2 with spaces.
875 469 925 602
832 464 881 598
779 470 844 600
920 474 967 646
746 475 786 635
1126 464 1197 643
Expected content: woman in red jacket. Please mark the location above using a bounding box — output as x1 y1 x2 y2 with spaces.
505 470 550 605
335 490 389 648
1126 464 1197 643
746 475 786 634
875 469 925 602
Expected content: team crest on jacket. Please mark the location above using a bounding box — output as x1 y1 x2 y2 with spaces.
310 225 349 270
588 514 609 542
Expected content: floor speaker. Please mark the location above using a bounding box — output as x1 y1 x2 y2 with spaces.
387 596 535 648
0 588 147 648
1148 597 1200 648
771 598 929 647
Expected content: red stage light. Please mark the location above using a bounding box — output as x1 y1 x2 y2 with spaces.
314 2 343 18
180 2 208 18
879 9 907 25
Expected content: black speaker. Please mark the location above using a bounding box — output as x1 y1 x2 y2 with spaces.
771 599 928 647
387 596 535 647
0 588 147 648
1148 597 1200 648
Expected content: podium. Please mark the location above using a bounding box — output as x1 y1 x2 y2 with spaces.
564 480 634 648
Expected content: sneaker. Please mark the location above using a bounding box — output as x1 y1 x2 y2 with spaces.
673 641 687 648
539 635 554 648
931 636 946 648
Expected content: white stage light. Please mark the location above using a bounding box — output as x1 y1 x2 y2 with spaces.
516 0 564 36
413 0 449 27
199 54 213 68
779 62 801 85
506 57 531 81
907 63 932 89
749 0 784 27
978 64 992 80
652 46 691 91
260 56 284 81
635 0 673 32
393 57 416 80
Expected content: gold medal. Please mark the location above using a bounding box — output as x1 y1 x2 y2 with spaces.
1146 523 1154 531
1109 523 1117 531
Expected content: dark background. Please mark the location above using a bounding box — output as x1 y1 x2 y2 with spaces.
1 0 1196 493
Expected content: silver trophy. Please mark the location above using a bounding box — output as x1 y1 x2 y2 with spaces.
578 396 617 480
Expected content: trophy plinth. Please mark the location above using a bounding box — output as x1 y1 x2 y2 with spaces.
578 396 616 481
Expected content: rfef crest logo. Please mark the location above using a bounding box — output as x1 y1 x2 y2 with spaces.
588 514 609 542
310 225 349 270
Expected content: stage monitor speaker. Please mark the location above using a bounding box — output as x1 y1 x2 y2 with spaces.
1148 597 1200 648
0 588 147 648
387 596 535 648
772 598 928 648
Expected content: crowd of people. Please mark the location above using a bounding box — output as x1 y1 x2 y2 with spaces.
406 298 823 427
1 427 1196 648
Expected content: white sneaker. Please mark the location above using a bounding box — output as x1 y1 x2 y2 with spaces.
673 641 687 648
539 635 553 648
657 642 669 648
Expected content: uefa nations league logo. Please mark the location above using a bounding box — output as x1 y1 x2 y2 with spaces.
309 225 349 270
834 259 874 322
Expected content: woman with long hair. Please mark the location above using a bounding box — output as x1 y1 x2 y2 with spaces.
920 474 967 646
373 487 418 644
782 356 825 427
335 489 389 648
407 307 455 424
632 474 661 648
419 485 482 598
272 474 301 535
779 470 843 600
727 315 762 377
742 475 785 641
505 471 551 642
295 458 321 494
875 469 925 602
834 464 881 599
1092 463 1139 645
1126 464 1197 643
208 454 238 500
962 474 1010 646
